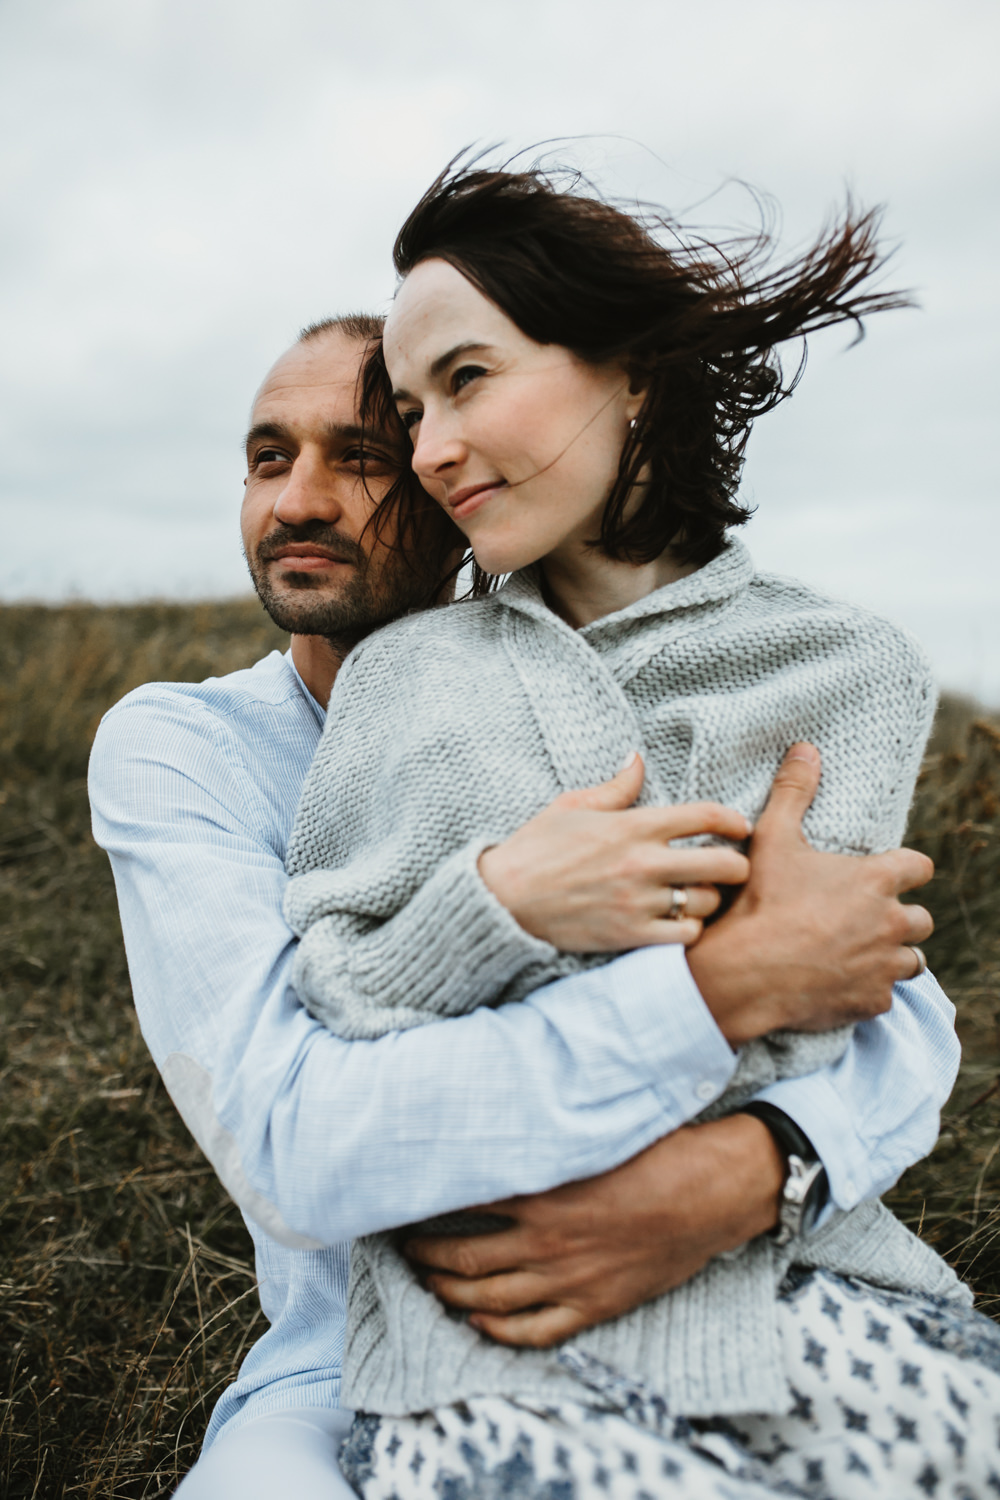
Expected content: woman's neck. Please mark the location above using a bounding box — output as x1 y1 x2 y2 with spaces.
541 543 697 629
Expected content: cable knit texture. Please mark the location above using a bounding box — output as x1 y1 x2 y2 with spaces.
284 539 963 1419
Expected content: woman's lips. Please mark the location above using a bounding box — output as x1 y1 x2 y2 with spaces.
448 481 507 521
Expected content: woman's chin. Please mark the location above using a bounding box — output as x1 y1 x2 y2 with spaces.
473 549 536 576
470 542 542 577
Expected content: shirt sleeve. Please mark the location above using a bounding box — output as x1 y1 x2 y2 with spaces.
752 971 960 1223
88 692 737 1249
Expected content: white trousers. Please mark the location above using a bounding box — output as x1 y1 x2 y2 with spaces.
174 1407 355 1498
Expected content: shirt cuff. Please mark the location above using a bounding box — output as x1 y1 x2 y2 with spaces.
752 1072 869 1225
597 945 738 1124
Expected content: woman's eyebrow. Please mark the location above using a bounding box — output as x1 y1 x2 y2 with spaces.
391 341 494 402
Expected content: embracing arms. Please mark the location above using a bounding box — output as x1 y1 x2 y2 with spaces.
405 745 953 1346
89 688 953 1259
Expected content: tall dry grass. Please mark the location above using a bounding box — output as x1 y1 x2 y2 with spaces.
1 600 998 1496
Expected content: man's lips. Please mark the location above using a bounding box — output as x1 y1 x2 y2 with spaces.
266 546 354 571
447 481 507 521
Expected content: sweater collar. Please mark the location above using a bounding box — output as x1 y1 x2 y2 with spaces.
496 536 755 636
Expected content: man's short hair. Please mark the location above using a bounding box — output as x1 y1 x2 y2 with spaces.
298 312 384 345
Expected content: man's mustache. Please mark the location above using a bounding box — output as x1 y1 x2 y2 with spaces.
255 523 365 569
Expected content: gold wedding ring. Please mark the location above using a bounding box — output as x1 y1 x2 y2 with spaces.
908 945 928 978
667 887 688 921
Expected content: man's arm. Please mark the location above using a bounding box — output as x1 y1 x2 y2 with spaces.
757 967 958 1217
89 691 740 1248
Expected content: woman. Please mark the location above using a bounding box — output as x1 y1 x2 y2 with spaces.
284 161 1000 1498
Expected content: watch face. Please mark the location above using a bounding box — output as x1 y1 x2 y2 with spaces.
778 1156 829 1245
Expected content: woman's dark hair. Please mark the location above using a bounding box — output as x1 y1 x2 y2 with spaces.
361 154 912 594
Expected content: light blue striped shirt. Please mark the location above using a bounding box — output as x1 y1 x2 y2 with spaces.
88 648 959 1448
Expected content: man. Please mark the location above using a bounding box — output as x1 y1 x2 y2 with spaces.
89 314 955 1497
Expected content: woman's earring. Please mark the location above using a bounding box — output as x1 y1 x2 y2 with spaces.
629 418 637 430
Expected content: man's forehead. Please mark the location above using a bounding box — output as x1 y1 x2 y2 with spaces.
251 331 366 424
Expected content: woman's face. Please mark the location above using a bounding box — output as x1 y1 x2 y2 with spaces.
383 258 642 577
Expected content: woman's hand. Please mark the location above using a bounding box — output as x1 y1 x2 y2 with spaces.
478 753 750 952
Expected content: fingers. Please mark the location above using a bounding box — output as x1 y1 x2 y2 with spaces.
404 1231 522 1280
895 943 930 983
635 800 751 844
469 1303 585 1349
875 846 935 895
648 846 751 887
644 917 704 947
659 884 720 921
753 743 822 844
900 903 934 945
424 1269 547 1316
563 751 645 812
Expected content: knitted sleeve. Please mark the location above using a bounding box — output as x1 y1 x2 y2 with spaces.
283 623 562 1039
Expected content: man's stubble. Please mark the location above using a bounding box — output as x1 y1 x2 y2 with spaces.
246 520 442 654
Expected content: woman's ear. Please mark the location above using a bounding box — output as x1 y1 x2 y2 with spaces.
624 362 650 421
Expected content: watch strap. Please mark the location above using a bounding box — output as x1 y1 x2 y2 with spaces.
741 1101 830 1244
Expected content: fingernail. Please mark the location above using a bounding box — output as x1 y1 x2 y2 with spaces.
784 744 819 764
618 750 639 771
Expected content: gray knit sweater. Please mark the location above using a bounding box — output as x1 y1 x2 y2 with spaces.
284 539 965 1419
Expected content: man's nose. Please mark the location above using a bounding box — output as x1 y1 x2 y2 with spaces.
273 452 343 526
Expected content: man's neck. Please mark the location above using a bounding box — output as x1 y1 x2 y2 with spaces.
290 634 353 709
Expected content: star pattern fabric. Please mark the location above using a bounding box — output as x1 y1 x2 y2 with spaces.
342 1270 1000 1499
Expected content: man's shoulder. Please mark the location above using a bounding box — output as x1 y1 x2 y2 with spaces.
91 649 320 782
101 649 306 727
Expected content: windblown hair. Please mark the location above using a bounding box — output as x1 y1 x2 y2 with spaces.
362 155 912 594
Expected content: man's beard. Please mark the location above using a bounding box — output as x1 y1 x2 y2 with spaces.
246 522 441 650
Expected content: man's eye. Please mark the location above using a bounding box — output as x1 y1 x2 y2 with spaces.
452 364 485 393
254 447 289 466
344 447 397 472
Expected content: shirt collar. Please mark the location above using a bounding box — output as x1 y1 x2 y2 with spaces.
285 650 327 726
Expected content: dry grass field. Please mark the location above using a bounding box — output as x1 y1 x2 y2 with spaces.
1 600 999 1498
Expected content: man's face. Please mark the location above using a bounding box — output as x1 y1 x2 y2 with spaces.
242 329 443 641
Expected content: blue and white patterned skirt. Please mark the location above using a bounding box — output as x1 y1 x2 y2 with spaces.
341 1270 1000 1499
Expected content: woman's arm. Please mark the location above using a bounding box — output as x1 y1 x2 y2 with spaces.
284 637 748 1038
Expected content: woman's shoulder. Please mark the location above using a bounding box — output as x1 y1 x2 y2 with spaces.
334 595 506 694
746 568 933 684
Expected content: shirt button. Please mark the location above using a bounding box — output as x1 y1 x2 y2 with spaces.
695 1080 717 1101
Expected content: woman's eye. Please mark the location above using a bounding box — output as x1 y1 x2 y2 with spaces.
399 409 422 432
452 364 485 394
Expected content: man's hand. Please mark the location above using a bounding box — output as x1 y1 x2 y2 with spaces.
404 1114 785 1348
478 753 750 952
688 743 934 1047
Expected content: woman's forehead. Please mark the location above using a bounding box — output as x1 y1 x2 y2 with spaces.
384 259 514 378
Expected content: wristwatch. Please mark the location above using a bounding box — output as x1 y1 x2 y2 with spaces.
742 1102 829 1247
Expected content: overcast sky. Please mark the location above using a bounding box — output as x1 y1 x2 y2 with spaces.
1 0 998 697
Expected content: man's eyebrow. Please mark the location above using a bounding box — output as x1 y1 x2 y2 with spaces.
244 420 292 453
391 341 493 402
244 419 366 452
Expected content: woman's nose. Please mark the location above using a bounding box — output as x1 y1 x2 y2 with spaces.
411 411 465 482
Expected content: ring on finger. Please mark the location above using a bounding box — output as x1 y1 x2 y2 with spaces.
908 945 928 978
667 887 688 921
